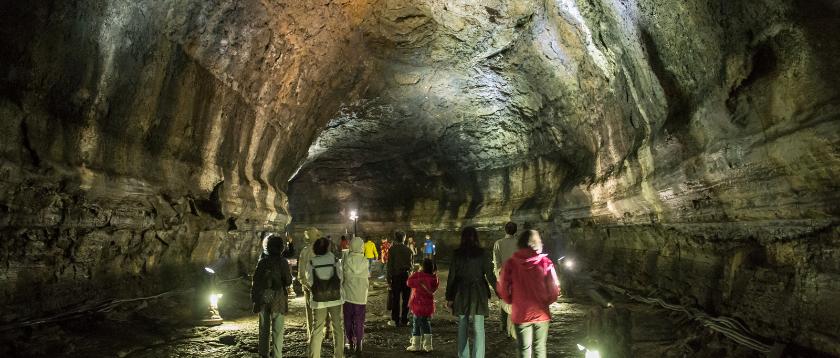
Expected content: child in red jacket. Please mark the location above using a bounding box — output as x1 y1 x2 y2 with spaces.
406 258 439 352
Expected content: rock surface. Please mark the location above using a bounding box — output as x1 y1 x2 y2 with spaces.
1 0 839 355
287 0 840 354
0 0 369 314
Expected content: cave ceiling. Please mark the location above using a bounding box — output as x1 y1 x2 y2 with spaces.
290 0 659 224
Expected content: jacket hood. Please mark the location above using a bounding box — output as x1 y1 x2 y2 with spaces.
350 237 364 253
510 248 551 271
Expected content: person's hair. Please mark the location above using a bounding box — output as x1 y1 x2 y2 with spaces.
313 237 331 255
422 258 436 274
455 226 482 257
517 230 540 250
264 233 286 255
341 235 346 240
504 222 517 235
393 231 406 243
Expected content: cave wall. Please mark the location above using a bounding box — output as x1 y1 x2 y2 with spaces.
0 0 837 353
287 0 840 353
552 0 840 353
0 0 371 316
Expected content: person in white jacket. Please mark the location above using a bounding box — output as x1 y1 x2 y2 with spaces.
306 238 345 358
342 237 370 355
492 222 518 340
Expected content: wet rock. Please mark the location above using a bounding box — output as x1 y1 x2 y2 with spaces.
218 334 237 345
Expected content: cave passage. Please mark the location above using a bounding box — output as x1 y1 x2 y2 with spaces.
1 0 840 357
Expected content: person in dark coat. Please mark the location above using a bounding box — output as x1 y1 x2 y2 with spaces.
387 230 414 327
445 227 497 358
251 234 293 358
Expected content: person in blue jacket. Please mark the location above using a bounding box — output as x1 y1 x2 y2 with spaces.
423 234 436 260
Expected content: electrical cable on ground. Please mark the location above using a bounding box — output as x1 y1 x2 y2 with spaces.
599 282 774 354
0 277 245 332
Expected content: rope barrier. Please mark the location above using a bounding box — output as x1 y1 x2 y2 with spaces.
0 276 247 332
599 282 774 353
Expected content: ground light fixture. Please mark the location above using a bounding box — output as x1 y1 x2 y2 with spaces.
557 256 575 270
577 343 601 358
199 266 224 326
349 210 359 238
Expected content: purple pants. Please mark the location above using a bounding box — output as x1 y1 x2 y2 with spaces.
343 302 366 346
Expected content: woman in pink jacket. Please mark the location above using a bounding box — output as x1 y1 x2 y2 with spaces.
497 230 560 358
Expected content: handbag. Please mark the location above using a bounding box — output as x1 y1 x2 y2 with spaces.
262 268 288 314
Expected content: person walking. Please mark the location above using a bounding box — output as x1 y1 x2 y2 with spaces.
405 258 439 352
284 234 297 260
386 231 414 327
251 234 293 358
445 227 497 358
342 237 370 355
497 230 560 358
380 238 391 264
422 235 436 260
306 238 345 358
406 236 418 264
298 232 316 338
363 237 379 273
492 222 519 339
340 235 350 254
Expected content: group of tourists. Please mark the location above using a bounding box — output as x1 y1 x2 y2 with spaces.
358 235 437 266
250 222 559 358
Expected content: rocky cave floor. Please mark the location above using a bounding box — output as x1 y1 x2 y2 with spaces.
2 267 762 358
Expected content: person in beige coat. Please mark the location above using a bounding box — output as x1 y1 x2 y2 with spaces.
342 237 370 355
492 222 518 340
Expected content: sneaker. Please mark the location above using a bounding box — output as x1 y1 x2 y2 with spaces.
387 320 396 327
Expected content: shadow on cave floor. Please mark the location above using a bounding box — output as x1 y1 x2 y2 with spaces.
3 268 595 358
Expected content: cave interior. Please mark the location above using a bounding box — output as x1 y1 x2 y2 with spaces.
0 0 839 357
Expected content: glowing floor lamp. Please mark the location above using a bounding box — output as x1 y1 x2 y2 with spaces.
350 210 358 238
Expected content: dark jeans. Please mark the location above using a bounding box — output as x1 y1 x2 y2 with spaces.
412 316 432 336
389 271 410 325
343 303 366 346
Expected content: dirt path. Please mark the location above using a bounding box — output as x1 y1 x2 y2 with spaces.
6 269 596 357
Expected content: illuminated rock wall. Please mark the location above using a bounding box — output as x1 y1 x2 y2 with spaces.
0 0 838 353
0 0 371 315
287 0 840 353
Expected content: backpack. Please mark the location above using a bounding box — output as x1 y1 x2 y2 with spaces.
261 267 288 314
311 259 341 302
